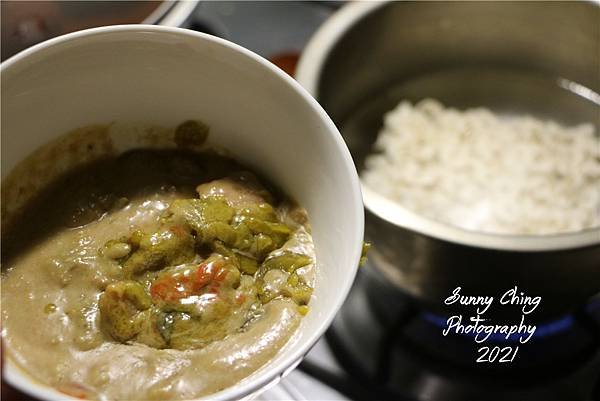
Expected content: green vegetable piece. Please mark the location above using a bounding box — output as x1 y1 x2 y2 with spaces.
165 195 291 264
122 226 195 277
243 218 291 247
237 203 279 222
202 197 236 222
202 221 237 245
99 280 152 342
230 209 291 260
360 242 371 266
286 282 313 305
287 273 299 287
257 271 313 305
213 242 258 275
248 234 275 259
236 253 259 275
174 120 209 148
298 305 309 315
212 241 237 260
232 222 253 250
261 252 312 274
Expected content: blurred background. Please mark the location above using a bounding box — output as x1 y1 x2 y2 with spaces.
1 1 336 72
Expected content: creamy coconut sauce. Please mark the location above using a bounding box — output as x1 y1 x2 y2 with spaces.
2 139 314 400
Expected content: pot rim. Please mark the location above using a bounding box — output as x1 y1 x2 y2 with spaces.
148 0 199 27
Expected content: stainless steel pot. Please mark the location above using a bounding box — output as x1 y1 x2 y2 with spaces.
297 1 600 320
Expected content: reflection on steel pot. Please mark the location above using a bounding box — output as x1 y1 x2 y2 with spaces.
297 1 600 321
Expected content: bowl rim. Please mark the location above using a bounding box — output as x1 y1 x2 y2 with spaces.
296 0 600 252
1 24 365 401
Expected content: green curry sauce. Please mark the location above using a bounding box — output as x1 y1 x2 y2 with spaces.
98 173 312 350
1 122 315 399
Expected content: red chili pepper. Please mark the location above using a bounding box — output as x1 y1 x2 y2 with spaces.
151 259 228 302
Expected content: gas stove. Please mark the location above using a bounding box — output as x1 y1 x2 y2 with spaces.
320 265 600 401
256 263 600 401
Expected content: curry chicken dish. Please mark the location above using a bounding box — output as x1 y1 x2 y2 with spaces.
1 122 315 400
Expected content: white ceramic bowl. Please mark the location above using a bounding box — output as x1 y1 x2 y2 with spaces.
1 25 364 401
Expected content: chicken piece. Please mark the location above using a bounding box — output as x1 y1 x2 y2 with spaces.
149 254 240 315
149 254 256 349
98 280 152 342
195 172 273 208
134 308 170 348
256 252 313 305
